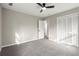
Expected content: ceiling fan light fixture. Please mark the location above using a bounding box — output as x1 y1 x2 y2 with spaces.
42 7 46 10
37 3 55 13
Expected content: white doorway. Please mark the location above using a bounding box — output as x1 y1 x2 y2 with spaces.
37 19 48 39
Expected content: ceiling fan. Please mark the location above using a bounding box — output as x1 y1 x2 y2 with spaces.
8 3 55 13
37 3 55 13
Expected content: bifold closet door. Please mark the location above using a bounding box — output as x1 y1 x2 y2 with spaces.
71 14 78 46
57 13 78 47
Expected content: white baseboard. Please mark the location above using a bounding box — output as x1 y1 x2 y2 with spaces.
1 43 16 48
1 39 37 48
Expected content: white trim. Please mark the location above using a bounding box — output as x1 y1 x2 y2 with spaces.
1 43 16 48
1 39 37 48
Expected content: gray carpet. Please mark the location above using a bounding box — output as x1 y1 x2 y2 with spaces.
1 39 79 56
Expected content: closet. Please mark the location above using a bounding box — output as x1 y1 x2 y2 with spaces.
57 13 78 47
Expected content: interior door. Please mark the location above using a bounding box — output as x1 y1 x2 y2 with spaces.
38 20 44 39
37 19 48 39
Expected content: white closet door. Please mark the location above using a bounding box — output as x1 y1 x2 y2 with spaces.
57 13 78 47
71 14 78 46
64 15 72 45
57 16 65 41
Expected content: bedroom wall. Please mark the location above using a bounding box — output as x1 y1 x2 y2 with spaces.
0 6 2 51
46 16 57 41
2 8 39 47
46 7 79 44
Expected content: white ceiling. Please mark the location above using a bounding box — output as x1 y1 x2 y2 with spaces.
1 3 79 17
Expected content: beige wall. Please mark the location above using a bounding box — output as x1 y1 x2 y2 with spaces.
0 6 2 51
47 16 57 41
2 8 39 47
46 7 79 42
2 7 79 47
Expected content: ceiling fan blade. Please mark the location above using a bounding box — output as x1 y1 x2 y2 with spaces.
37 3 43 7
8 3 13 6
40 9 43 13
46 5 54 8
43 3 46 7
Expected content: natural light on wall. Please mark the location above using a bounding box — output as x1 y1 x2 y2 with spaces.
57 13 78 47
15 32 20 44
15 32 24 44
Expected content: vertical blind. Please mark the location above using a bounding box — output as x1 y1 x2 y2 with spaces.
57 13 78 47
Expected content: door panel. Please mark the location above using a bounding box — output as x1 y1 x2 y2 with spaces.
37 20 48 39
